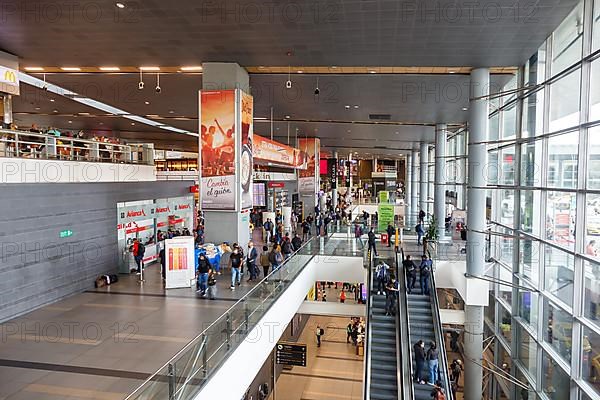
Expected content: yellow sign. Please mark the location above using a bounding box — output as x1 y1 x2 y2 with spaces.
0 66 20 95
3 70 16 83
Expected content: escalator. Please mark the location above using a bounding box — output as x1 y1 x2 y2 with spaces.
400 247 454 400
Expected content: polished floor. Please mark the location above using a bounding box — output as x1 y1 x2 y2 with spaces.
271 315 364 400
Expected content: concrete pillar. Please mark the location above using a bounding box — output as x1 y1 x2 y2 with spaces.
348 153 353 190
428 145 435 218
332 152 339 208
464 67 489 400
2 95 13 125
406 154 412 226
434 124 447 240
419 143 428 221
411 150 419 229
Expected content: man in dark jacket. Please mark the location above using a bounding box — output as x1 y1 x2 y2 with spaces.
368 228 378 256
246 241 258 282
229 248 243 290
291 234 302 251
196 254 211 297
282 234 293 259
413 340 427 384
403 255 417 294
386 223 395 247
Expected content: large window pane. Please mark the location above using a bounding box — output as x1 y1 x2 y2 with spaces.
490 113 500 141
542 351 570 400
518 288 539 328
500 147 516 185
543 298 573 362
593 0 600 53
500 190 515 228
522 89 546 138
551 2 584 74
546 191 576 251
501 102 517 140
500 305 512 344
585 194 600 260
519 239 540 283
591 58 600 122
581 325 600 396
516 323 537 379
548 131 579 189
521 190 542 236
588 127 600 189
549 70 582 132
521 139 543 186
544 245 574 307
584 260 600 328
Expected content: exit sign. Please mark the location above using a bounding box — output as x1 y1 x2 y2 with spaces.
59 230 74 238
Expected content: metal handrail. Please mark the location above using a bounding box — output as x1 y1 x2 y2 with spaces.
0 128 153 165
124 234 322 400
362 247 373 400
395 248 414 400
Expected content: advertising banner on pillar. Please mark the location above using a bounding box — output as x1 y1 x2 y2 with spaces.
253 135 307 169
298 138 320 194
240 92 254 209
200 90 236 210
377 204 395 232
165 236 195 289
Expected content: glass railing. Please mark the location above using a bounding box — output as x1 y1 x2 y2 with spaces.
0 128 154 165
124 237 322 400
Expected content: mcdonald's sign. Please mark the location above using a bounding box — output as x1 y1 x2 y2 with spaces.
0 66 20 95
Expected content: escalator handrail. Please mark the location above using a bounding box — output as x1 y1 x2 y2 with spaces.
363 249 374 400
429 253 455 400
396 248 413 400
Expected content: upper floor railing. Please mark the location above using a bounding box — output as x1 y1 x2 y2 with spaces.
0 128 154 165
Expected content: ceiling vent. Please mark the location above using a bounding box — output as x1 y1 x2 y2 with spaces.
369 114 391 120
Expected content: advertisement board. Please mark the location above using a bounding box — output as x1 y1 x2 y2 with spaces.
253 135 307 168
240 92 254 209
200 90 236 210
298 138 320 194
0 66 19 96
378 204 395 232
165 236 195 289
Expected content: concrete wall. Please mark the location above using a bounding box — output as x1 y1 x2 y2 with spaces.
0 181 193 323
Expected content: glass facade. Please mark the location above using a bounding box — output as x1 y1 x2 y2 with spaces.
482 1 600 399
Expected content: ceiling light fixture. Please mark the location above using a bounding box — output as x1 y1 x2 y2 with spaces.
116 2 125 8
449 70 457 74
297 70 304 73
140 66 160 71
169 110 175 114
353 105 359 109
462 107 468 111
144 101 150 105
68 120 72 123
181 66 203 71
100 67 120 71
345 105 350 109
35 107 40 110
285 115 290 119
131 122 135 126
25 67 44 71
369 70 376 74
49 98 55 102
61 67 81 71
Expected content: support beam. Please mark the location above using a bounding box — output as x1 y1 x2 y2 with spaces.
435 124 447 240
464 67 489 400
419 143 428 221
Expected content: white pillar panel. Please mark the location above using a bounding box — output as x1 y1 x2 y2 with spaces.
435 124 447 239
419 143 428 219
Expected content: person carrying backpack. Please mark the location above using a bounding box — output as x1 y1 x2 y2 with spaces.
132 239 145 274
315 325 324 347
375 260 389 295
403 255 417 294
282 235 293 259
420 255 433 295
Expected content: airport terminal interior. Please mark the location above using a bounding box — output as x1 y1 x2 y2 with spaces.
0 1 599 400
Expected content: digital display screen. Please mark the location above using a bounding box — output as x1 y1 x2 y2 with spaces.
253 183 266 207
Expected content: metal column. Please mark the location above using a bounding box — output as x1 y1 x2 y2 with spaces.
406 154 412 226
411 150 419 228
428 145 435 219
2 95 13 125
348 153 353 189
435 124 447 240
464 67 489 400
419 143 428 221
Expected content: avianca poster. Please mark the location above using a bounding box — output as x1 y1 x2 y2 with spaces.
200 90 236 210
298 138 320 194
240 92 254 210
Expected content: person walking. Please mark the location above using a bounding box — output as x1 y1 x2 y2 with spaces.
263 218 273 243
281 234 293 260
413 340 427 384
386 223 395 247
316 325 323 347
419 209 426 223
292 233 302 251
229 247 243 290
375 260 389 295
368 228 378 256
260 245 270 278
339 289 346 303
384 276 399 316
196 254 211 297
416 222 425 245
206 269 217 300
271 245 284 271
403 255 417 294
302 220 310 241
427 341 439 385
420 255 433 295
246 241 258 282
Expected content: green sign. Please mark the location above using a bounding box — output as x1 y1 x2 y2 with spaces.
377 204 395 232
378 191 389 203
59 229 74 238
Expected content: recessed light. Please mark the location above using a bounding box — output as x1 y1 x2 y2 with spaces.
331 66 338 69
53 109 58 113
78 112 90 116
144 101 150 105
169 110 175 114
131 122 135 126
49 99 55 102
140 66 160 71
353 105 359 109
345 105 350 109
462 107 468 111
181 66 203 71
68 120 72 123
369 70 377 74
25 67 44 71
297 70 304 73
61 67 81 71
449 71 456 74
347 130 351 133
99 122 104 125
100 67 120 71
285 115 290 119
116 2 125 8
395 131 399 134
35 107 40 110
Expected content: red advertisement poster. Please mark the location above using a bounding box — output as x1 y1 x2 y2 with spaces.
253 135 307 169
200 90 236 210
298 138 320 194
241 92 254 209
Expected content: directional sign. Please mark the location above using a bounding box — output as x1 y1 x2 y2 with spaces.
59 229 74 238
276 342 307 367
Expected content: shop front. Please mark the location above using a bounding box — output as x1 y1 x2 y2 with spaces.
117 195 195 274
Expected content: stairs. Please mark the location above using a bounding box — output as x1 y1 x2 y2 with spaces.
368 263 398 400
